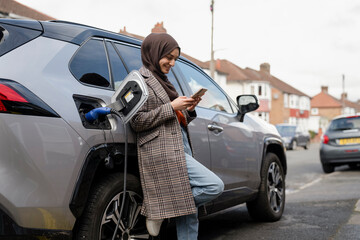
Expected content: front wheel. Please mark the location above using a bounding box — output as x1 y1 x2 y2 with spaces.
246 153 285 222
74 173 152 240
303 140 310 150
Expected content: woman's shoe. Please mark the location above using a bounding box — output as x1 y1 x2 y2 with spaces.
146 218 164 236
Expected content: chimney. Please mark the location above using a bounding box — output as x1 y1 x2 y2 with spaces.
119 26 127 34
151 22 167 33
216 59 221 70
341 92 348 100
260 63 270 74
321 86 328 94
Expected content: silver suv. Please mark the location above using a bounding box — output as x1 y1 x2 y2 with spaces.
0 19 287 239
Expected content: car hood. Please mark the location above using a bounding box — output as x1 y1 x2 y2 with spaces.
245 114 280 137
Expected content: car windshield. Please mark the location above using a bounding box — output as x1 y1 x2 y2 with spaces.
329 116 360 131
276 125 296 137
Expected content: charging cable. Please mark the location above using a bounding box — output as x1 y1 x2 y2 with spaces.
84 107 128 240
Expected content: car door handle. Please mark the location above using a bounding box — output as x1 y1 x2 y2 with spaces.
208 124 224 132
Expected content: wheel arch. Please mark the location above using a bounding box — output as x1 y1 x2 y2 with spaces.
69 143 139 219
262 137 287 175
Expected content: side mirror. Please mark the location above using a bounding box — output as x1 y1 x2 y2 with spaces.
236 95 259 121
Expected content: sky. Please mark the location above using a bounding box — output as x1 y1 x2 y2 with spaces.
16 0 360 101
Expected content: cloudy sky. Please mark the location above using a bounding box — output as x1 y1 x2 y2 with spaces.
16 0 360 101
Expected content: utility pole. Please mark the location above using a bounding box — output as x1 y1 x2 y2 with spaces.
210 0 215 79
342 74 345 114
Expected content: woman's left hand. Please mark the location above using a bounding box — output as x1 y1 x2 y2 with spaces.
187 97 202 111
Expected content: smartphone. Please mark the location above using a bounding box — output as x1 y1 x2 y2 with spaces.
191 88 207 98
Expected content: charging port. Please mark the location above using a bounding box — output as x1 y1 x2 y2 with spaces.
73 95 111 130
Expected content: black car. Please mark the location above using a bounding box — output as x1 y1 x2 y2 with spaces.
276 124 310 150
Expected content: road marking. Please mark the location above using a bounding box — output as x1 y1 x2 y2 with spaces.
286 177 322 195
286 172 340 195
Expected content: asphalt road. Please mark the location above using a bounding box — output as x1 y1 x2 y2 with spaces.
195 143 360 240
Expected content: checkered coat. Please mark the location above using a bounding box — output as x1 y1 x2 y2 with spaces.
130 67 197 219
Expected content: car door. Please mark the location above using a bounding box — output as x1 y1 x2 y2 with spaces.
175 60 259 189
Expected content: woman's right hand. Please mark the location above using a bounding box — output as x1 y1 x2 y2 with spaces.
171 96 195 111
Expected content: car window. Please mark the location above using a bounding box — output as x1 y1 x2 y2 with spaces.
70 39 110 88
168 70 183 95
105 41 128 90
0 23 42 57
114 43 183 94
114 43 142 71
177 60 233 113
329 117 360 131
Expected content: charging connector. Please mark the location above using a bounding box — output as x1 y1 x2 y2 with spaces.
84 107 111 123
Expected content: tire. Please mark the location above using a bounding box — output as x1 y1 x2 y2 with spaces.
246 153 285 222
321 162 334 174
74 173 153 240
303 141 309 150
348 163 359 169
290 140 297 150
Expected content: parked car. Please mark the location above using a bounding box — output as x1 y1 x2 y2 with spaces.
275 123 310 150
0 19 287 239
320 114 360 173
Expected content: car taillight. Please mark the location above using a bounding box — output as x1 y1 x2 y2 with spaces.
322 134 329 144
0 79 59 117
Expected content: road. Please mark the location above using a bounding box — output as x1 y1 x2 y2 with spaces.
195 143 360 240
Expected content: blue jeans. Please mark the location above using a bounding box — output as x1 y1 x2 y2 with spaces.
175 126 224 240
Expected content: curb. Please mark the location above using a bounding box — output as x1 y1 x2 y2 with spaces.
355 199 360 212
334 199 360 239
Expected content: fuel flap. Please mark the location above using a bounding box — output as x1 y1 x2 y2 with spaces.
110 70 149 124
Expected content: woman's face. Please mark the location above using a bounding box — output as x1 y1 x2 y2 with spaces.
159 48 180 74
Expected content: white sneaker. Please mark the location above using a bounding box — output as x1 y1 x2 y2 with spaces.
146 218 164 236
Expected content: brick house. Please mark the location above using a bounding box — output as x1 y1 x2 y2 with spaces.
0 0 54 20
253 63 311 128
205 60 272 122
206 61 310 129
310 86 359 134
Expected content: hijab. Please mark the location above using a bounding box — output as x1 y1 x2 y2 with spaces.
141 33 180 101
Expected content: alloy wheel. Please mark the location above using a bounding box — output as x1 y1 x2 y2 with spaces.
267 162 284 213
100 191 149 240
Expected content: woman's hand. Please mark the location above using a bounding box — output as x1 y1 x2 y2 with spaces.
187 96 202 112
171 96 196 111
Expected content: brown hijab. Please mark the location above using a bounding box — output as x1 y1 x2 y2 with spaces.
141 33 180 101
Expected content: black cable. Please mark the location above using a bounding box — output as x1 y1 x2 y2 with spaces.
111 109 128 240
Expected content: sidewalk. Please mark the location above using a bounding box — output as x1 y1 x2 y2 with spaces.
334 199 360 240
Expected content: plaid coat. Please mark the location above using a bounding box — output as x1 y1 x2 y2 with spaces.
130 67 197 219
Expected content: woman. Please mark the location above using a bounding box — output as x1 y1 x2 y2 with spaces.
130 33 224 239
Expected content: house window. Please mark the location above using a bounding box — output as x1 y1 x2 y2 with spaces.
289 117 297 125
251 85 255 94
284 93 288 108
264 85 267 97
311 108 318 115
258 85 262 96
